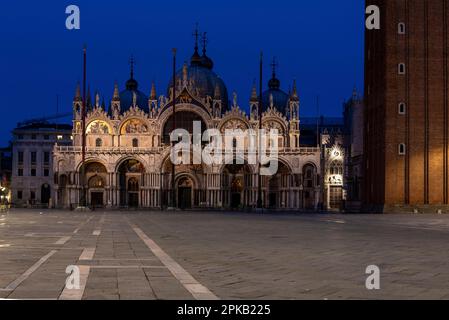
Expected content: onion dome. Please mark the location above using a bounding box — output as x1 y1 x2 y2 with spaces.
119 57 149 113
167 32 229 112
261 58 289 115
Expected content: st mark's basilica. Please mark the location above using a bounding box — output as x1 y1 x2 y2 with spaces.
52 34 347 211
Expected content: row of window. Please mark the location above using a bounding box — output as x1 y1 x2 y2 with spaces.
17 134 70 141
397 22 407 154
17 168 50 177
16 190 36 200
17 151 50 165
95 138 139 148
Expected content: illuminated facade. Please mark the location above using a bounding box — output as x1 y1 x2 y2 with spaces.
53 38 346 211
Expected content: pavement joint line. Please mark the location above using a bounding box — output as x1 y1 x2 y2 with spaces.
55 236 71 245
0 245 93 251
1 250 57 291
79 248 96 261
79 265 167 269
73 216 95 234
58 265 90 300
128 221 219 300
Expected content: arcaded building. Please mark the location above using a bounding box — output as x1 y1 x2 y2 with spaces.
364 0 449 212
53 38 346 211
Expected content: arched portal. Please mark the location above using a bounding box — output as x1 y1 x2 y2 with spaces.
267 162 291 209
177 176 194 210
88 175 105 207
118 159 145 207
221 163 253 209
303 163 318 210
79 162 108 207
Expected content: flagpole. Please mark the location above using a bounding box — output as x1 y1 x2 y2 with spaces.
257 52 263 209
80 45 87 208
171 48 177 209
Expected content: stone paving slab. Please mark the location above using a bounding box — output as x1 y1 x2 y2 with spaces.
1 209 449 299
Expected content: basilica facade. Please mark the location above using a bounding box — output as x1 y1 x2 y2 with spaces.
53 40 345 211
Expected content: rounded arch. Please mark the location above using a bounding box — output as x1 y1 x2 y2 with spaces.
76 159 108 173
119 117 152 135
218 116 251 133
218 155 256 175
114 156 148 173
175 172 200 190
88 175 105 188
302 161 318 172
276 157 294 174
86 119 113 135
261 117 288 135
161 110 209 145
158 104 212 136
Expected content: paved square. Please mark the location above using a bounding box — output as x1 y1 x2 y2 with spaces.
0 209 449 300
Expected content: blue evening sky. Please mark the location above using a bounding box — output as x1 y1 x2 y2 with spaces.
0 1 365 145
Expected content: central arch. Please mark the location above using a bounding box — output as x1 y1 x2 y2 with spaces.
162 110 207 145
117 159 145 207
176 175 196 210
79 161 108 207
221 163 253 209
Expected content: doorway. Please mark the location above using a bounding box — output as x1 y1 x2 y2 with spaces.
177 177 193 210
329 186 343 209
41 184 51 205
178 187 192 210
231 193 241 209
91 192 104 207
269 193 277 208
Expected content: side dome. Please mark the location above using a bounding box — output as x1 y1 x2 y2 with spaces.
261 89 289 115
261 72 289 115
117 58 149 114
119 88 149 114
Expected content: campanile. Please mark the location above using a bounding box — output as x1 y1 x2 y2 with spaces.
364 0 449 212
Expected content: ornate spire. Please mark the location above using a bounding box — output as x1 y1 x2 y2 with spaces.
113 82 120 101
291 79 299 101
250 80 258 102
74 82 82 101
190 23 202 66
150 82 157 100
95 91 100 107
126 56 138 90
268 57 280 90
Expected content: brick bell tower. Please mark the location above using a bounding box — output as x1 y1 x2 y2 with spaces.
364 0 449 213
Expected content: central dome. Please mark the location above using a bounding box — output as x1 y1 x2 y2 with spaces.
167 38 229 112
168 64 229 110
